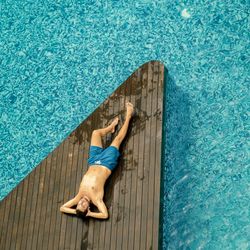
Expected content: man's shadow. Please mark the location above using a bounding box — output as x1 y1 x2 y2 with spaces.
159 69 195 249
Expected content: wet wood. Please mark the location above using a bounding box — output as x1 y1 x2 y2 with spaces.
0 60 165 250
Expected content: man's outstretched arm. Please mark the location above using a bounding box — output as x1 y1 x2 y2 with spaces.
86 199 108 219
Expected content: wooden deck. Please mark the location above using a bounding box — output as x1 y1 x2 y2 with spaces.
0 60 165 250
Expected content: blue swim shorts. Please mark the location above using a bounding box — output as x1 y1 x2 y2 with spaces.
87 145 120 171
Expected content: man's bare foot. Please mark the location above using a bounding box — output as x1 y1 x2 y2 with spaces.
126 102 134 117
109 116 119 133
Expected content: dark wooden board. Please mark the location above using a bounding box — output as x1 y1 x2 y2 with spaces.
0 61 165 250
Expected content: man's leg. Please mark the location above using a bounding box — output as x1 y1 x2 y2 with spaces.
110 102 134 149
91 117 119 147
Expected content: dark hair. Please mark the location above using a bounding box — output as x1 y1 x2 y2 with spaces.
76 208 88 217
76 197 89 218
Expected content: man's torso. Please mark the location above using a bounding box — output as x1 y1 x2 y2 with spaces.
79 165 111 200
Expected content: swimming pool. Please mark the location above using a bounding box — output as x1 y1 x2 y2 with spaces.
0 0 249 249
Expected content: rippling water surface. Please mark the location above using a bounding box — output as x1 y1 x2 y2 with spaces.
0 1 249 249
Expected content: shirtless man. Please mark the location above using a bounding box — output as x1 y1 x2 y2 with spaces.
60 101 134 219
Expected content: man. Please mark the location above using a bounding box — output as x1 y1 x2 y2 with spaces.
60 101 134 219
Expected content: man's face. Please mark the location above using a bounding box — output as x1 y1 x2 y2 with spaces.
77 197 89 212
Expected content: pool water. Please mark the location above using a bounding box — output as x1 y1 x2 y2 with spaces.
0 1 249 249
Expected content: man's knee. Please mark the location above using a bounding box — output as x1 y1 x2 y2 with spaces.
92 130 100 136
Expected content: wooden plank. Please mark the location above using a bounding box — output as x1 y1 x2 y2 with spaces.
0 61 165 250
47 142 65 249
58 137 74 249
69 133 82 250
86 115 96 250
110 83 124 250
30 160 47 249
94 103 108 250
140 62 153 250
5 184 18 249
114 76 128 250
42 148 59 249
36 153 53 249
0 186 11 246
9 182 20 249
76 127 89 250
0 187 12 249
127 70 141 250
103 97 116 250
91 110 106 250
134 63 148 250
116 75 132 249
53 139 69 248
63 141 77 250
20 169 37 249
97 99 110 250
154 63 165 250
146 61 159 249
25 159 42 250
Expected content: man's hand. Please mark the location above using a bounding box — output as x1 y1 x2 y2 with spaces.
86 207 91 217
86 200 108 219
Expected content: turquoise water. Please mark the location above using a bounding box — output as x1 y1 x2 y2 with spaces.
0 0 249 249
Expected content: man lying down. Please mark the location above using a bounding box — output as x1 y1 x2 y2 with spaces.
60 102 134 219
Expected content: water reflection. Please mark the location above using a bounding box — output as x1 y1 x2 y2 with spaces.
160 73 195 249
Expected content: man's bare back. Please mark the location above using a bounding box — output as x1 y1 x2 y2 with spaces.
60 102 134 219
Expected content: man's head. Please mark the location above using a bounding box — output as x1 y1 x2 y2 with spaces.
76 196 90 217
